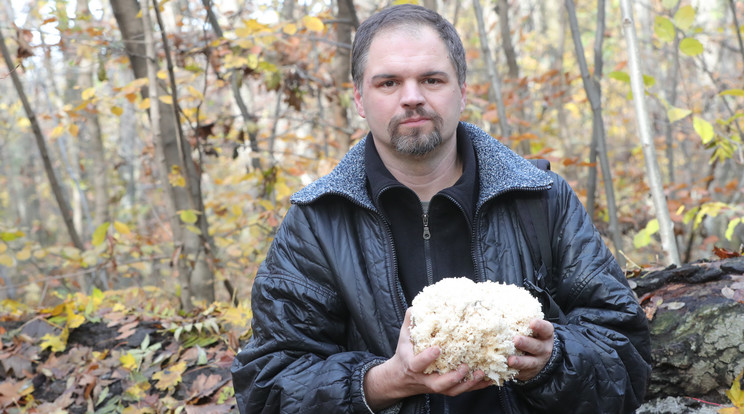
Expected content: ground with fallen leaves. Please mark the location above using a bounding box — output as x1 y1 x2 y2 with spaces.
0 287 251 413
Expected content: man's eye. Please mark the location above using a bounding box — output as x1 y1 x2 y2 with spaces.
424 78 442 85
381 80 397 88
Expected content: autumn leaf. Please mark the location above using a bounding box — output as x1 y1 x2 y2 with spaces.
153 361 187 390
0 380 34 406
693 117 715 144
713 246 740 259
113 221 131 235
120 351 138 371
82 87 96 101
40 327 69 353
302 16 325 33
179 210 199 224
680 37 704 56
111 106 124 116
169 165 186 187
92 222 109 247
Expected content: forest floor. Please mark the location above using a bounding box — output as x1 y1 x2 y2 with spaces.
0 279 740 413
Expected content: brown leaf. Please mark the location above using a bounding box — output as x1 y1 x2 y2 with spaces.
188 374 227 402
116 321 138 340
713 246 740 259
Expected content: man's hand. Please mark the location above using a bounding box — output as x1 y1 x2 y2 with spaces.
508 319 555 381
363 309 492 411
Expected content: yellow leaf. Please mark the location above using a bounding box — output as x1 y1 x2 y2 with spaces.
111 106 124 116
138 98 151 110
157 70 168 80
113 221 131 235
33 249 47 259
153 361 187 390
159 95 173 105
169 165 186 187
120 352 137 371
0 253 14 267
302 15 325 33
92 222 109 247
179 210 199 224
40 328 69 353
0 243 5 253
187 85 204 101
186 225 202 235
82 87 96 100
222 305 252 328
66 309 85 329
16 247 31 261
283 23 298 35
68 124 79 137
51 125 65 138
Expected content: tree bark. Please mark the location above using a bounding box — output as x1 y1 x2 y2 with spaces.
472 0 511 140
332 0 355 151
112 0 215 307
619 0 681 266
0 27 86 254
565 0 625 265
633 257 744 403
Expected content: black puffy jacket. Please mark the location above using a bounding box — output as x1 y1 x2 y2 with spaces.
231 123 652 414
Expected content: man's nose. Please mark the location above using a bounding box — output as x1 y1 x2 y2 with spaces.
400 81 425 108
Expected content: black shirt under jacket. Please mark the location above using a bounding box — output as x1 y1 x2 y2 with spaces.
364 124 479 304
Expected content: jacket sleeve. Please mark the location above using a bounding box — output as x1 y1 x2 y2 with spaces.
230 205 384 414
515 173 652 414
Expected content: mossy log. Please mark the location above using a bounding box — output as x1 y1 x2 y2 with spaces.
630 257 744 403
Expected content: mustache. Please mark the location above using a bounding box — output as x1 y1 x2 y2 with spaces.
388 107 442 134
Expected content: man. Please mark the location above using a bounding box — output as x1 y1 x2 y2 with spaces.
231 4 651 414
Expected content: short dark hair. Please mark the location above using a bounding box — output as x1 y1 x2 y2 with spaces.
351 4 467 93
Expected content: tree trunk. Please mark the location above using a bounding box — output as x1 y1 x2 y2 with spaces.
632 257 744 403
497 0 530 155
0 27 86 256
333 0 355 151
619 0 681 266
472 0 511 140
112 0 215 307
565 0 625 265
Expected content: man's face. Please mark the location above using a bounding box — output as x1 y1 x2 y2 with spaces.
354 25 466 158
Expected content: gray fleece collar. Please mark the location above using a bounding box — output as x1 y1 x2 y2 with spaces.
290 122 553 211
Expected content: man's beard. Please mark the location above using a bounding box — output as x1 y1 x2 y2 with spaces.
387 108 444 157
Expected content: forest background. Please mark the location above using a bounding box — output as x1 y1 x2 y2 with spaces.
0 0 743 412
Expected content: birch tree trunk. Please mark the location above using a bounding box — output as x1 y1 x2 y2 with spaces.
619 0 681 266
565 0 625 265
472 0 511 140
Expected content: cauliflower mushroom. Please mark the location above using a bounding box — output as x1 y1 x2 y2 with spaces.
409 277 544 385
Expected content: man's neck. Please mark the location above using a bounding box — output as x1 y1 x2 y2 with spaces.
377 139 462 202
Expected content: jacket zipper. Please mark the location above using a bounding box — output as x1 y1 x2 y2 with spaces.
422 212 434 285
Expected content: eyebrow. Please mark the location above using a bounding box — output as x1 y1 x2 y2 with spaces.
369 71 451 83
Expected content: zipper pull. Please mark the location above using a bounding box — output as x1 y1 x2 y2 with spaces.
422 213 431 240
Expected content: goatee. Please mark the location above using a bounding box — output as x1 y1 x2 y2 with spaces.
388 108 443 156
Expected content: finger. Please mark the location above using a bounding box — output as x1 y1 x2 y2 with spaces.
529 319 554 339
514 335 544 356
409 346 440 373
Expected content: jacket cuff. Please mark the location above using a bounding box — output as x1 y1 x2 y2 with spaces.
513 333 563 389
354 358 403 414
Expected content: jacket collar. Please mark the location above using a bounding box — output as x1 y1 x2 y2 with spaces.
290 122 553 211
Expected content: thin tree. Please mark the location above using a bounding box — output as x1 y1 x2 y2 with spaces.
565 0 625 264
619 0 681 266
0 27 87 263
201 0 261 170
333 0 357 151
472 0 511 140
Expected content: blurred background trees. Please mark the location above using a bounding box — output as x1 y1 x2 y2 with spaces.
0 0 742 307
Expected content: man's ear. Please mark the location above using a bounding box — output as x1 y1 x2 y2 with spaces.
459 82 467 113
353 85 366 118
